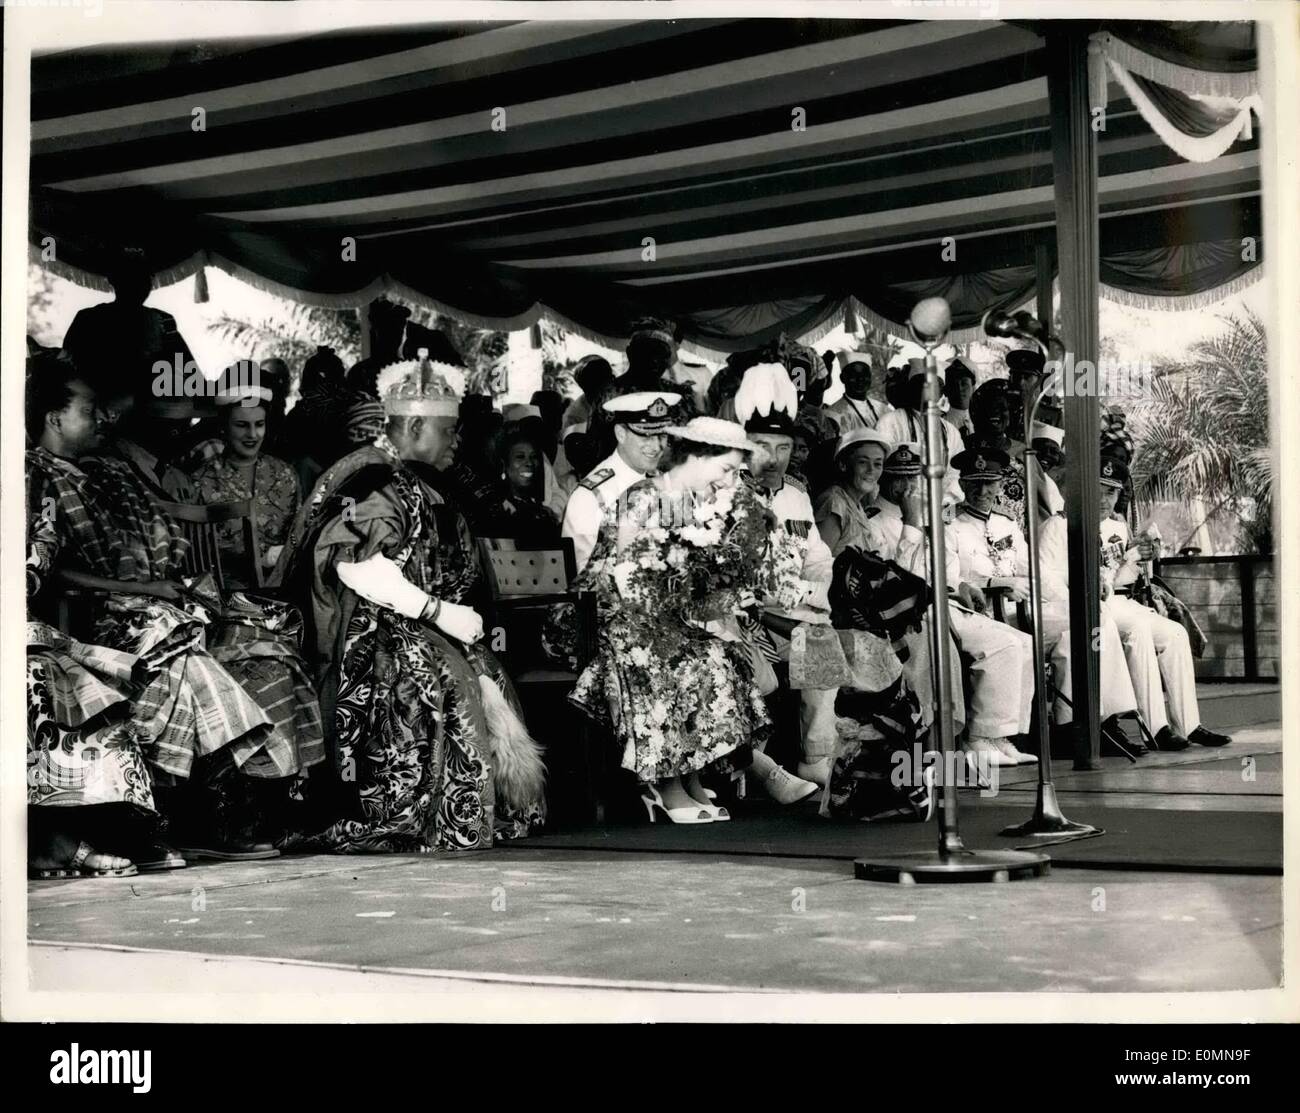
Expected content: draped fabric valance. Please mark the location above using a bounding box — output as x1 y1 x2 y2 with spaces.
1089 27 1261 165
29 18 1263 354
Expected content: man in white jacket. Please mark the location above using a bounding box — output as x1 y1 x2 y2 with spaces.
874 444 1036 767
1099 457 1231 750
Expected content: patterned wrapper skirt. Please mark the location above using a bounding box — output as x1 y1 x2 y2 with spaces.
206 597 326 778
26 623 156 813
92 594 284 781
296 606 543 855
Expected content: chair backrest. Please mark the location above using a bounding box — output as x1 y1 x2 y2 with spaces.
477 537 575 600
160 499 263 591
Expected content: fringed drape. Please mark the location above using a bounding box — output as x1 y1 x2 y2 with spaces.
1090 29 1260 163
1105 56 1260 163
1092 29 1258 100
1100 267 1262 312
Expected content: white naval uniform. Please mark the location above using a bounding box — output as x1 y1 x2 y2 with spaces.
1036 513 1137 723
875 499 1033 741
751 474 839 762
560 450 648 574
875 408 966 504
950 507 1030 592
824 394 889 433
1101 515 1201 736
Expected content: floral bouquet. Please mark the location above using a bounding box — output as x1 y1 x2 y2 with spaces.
609 480 777 629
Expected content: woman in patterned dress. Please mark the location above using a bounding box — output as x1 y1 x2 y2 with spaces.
193 384 301 584
569 417 774 824
26 510 171 878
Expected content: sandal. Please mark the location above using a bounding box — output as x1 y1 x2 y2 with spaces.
29 841 138 880
128 844 188 872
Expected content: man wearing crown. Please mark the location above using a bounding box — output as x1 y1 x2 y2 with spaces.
277 355 547 852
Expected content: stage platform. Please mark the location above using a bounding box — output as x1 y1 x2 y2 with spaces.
25 684 1283 1002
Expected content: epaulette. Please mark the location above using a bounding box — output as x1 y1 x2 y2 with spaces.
579 467 615 491
783 473 807 494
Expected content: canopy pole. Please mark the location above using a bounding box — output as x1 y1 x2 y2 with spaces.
1048 27 1103 770
1035 238 1054 331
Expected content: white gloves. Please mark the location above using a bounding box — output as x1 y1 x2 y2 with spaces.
336 554 485 642
337 553 431 620
433 601 485 645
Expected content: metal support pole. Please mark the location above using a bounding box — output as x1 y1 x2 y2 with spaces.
920 342 962 857
1000 371 1102 840
855 297 1048 883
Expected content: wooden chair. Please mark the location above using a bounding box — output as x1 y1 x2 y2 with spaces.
48 499 264 638
160 499 264 592
476 537 602 824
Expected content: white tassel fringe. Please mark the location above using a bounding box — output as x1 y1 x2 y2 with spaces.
477 674 546 810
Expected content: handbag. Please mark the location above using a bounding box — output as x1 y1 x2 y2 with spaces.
789 623 852 690
838 628 902 692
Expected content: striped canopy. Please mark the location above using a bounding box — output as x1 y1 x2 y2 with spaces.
30 18 1262 351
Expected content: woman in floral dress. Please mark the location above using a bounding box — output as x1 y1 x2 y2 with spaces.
193 384 301 585
569 417 774 824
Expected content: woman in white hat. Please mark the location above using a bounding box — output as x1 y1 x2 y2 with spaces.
814 428 893 558
569 416 774 824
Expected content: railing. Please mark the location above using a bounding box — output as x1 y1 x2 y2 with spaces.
1153 554 1277 682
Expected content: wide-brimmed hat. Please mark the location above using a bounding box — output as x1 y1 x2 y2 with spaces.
834 427 892 461
664 416 756 452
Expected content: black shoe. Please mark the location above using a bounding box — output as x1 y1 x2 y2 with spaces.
1188 726 1232 747
1154 727 1190 751
1102 731 1145 757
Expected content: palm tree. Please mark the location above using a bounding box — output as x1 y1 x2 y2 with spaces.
209 293 589 402
209 302 364 374
1128 309 1272 553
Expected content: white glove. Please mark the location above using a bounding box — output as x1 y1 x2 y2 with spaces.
433 601 485 645
803 581 831 613
336 553 429 619
262 544 284 568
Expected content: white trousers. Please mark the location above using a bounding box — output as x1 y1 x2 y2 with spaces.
1107 595 1201 736
949 607 1035 740
800 687 840 761
1038 604 1137 724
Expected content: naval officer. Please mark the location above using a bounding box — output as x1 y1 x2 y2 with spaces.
561 390 681 574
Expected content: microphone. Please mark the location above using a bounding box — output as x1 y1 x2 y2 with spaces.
908 297 952 345
982 308 1047 345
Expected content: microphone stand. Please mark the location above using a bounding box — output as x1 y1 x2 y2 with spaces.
855 303 1048 884
999 345 1101 840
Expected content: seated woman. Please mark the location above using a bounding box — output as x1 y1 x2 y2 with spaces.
275 354 546 853
26 361 297 861
26 511 182 879
192 382 301 583
483 425 562 546
814 428 893 558
569 416 774 824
